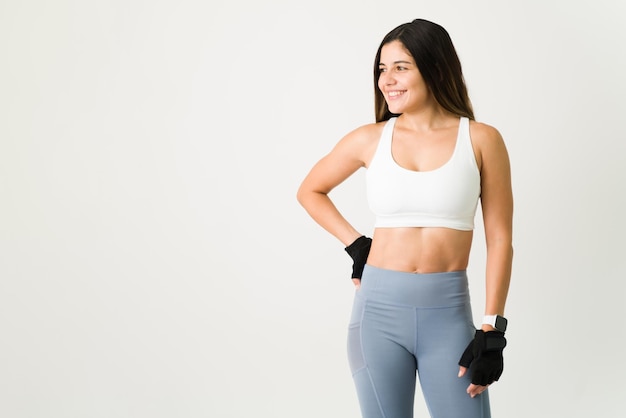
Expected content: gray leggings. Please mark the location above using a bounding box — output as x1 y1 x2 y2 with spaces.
347 265 491 418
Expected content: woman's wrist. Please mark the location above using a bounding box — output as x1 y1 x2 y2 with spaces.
481 314 508 332
342 232 365 247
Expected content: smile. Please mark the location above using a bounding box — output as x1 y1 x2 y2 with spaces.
387 90 406 99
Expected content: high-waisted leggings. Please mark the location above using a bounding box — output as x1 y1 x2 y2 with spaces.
347 265 491 418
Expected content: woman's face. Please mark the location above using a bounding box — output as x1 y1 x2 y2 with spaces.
378 40 431 115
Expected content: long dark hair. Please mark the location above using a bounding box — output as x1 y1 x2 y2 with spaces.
374 19 474 122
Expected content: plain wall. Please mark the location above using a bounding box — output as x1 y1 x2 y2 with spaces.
1 0 625 417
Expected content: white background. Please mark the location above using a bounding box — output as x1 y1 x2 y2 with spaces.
2 1 625 417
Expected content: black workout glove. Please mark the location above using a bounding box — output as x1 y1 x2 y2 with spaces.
459 330 507 386
344 236 372 279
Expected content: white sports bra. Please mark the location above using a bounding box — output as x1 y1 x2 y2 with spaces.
366 117 481 230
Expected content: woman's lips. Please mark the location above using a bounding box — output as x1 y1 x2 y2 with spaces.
387 90 406 99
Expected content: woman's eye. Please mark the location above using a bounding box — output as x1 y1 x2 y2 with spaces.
379 67 387 73
397 66 407 71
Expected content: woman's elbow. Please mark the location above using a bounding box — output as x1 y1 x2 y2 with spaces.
296 184 309 207
296 184 317 209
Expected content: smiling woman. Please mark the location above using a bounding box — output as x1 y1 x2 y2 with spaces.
297 18 513 418
377 42 435 118
374 19 474 123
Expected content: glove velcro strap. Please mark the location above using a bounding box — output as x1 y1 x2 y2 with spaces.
482 331 507 351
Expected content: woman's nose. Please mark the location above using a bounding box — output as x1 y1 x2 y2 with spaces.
380 72 396 85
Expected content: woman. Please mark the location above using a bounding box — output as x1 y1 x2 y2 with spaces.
297 19 512 418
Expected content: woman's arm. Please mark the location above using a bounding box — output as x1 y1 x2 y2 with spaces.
296 125 377 247
473 122 514 329
459 122 513 398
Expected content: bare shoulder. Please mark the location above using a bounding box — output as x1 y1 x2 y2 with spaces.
298 121 387 195
340 121 385 147
469 120 509 168
469 120 505 146
333 121 386 166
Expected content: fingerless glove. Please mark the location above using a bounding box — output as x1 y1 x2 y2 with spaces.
459 330 507 386
344 236 372 279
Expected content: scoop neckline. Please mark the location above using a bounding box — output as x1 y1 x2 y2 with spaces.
388 117 463 173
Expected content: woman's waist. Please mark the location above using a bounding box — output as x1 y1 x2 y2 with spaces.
367 227 472 273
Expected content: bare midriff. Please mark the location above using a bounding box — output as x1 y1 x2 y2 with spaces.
367 227 473 273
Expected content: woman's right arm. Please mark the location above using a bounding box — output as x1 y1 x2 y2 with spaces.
296 125 376 247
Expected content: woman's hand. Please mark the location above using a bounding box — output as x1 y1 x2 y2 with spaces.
457 366 490 398
457 329 506 397
345 236 372 281
352 278 361 290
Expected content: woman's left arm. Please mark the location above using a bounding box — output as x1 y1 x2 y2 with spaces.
474 122 514 330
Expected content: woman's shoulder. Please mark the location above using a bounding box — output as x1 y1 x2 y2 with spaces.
468 120 509 168
468 120 504 144
468 119 508 154
342 120 388 144
331 120 389 166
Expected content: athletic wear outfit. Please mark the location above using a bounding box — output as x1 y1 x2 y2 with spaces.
348 117 489 418
366 117 480 229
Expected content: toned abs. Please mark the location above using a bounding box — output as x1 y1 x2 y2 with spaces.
367 227 473 273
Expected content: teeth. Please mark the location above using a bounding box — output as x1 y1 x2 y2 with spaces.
388 91 405 97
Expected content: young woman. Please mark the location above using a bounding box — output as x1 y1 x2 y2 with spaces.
297 19 513 418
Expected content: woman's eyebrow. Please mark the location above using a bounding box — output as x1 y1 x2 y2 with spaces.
378 60 413 66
